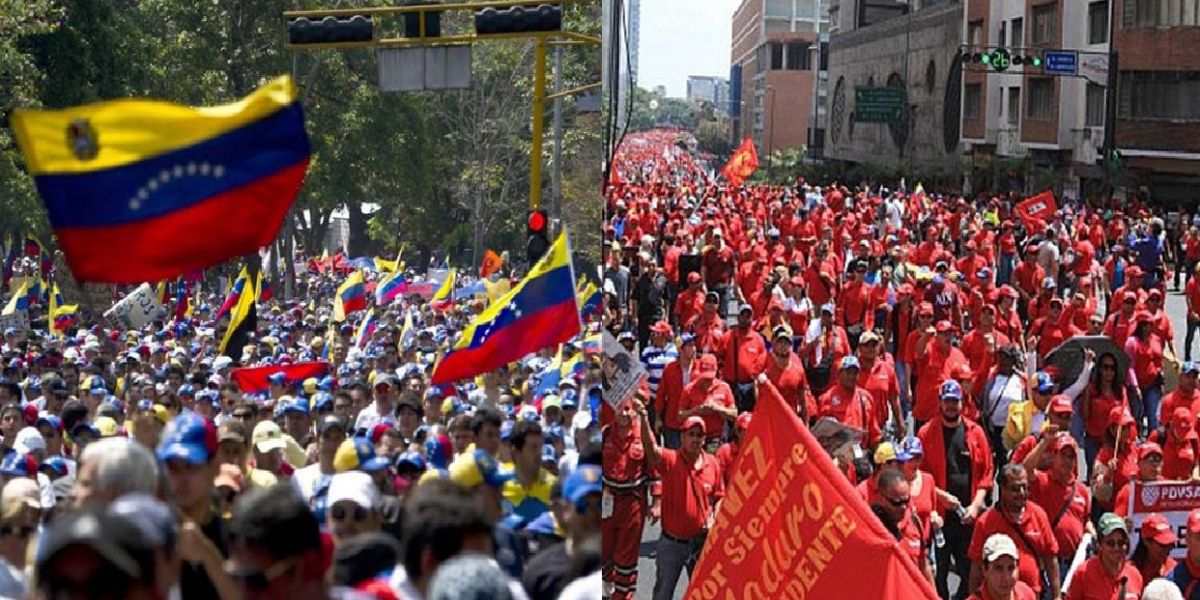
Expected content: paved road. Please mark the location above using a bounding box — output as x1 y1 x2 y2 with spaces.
630 282 1196 599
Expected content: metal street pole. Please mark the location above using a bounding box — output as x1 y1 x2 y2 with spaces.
901 2 912 167
1101 0 1119 199
552 44 564 236
530 35 548 210
810 0 821 159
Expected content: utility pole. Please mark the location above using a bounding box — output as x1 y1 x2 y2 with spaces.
1101 0 1119 200
552 44 564 236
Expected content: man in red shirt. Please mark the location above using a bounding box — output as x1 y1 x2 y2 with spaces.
720 304 768 412
701 230 735 316
1028 298 1081 361
1066 513 1143 600
673 272 706 330
1161 361 1200 427
602 397 653 600
686 292 726 355
874 467 935 584
1022 434 1093 570
968 464 1060 599
922 380 994 599
965 534 1037 600
764 326 814 422
678 354 736 449
817 356 880 448
655 334 699 449
714 413 750 487
633 398 724 600
1012 247 1045 306
914 320 968 429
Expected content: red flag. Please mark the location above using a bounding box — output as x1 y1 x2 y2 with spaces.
231 361 330 394
684 379 938 600
480 250 502 278
720 138 759 187
1014 190 1057 230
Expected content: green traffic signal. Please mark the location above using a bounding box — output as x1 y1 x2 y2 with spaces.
1031 56 1042 67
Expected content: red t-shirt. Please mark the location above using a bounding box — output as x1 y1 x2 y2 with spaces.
966 581 1037 600
658 448 725 540
1028 471 1091 560
679 378 735 439
1064 556 1142 600
969 504 1059 594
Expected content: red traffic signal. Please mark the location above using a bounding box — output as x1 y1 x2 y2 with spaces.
528 210 548 234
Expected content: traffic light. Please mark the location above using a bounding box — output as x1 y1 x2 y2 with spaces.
403 1 442 38
287 15 374 45
526 209 550 264
960 48 1043 71
475 4 562 35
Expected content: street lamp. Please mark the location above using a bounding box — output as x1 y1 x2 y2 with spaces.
767 85 776 181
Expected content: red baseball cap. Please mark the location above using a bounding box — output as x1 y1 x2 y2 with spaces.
687 272 702 284
1143 513 1178 545
683 416 706 434
918 302 935 316
697 354 718 379
1139 442 1164 460
1048 395 1073 415
650 320 673 335
934 320 954 334
1109 406 1135 428
1189 509 1200 535
1051 434 1077 453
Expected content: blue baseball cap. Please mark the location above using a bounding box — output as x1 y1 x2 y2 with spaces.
395 450 427 472
333 437 391 473
156 413 217 465
39 456 69 477
1184 362 1200 376
840 355 860 371
177 384 195 397
546 423 565 444
563 464 603 507
282 399 309 415
680 332 696 346
500 420 514 441
541 444 557 464
70 422 100 440
939 380 963 401
424 434 453 470
267 372 287 385
312 392 334 411
194 390 217 406
35 415 62 432
561 389 578 409
1033 371 1055 394
900 436 924 458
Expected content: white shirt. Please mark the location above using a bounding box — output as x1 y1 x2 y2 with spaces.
290 463 332 506
984 374 1025 429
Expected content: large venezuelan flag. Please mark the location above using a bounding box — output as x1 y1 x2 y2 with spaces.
10 76 311 283
431 232 581 385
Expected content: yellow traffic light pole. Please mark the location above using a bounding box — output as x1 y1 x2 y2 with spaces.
283 0 600 211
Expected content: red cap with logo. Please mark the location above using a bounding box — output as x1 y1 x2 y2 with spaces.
1142 513 1178 545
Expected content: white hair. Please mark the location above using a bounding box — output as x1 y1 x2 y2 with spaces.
80 438 160 498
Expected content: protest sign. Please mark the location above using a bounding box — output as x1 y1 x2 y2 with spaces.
103 283 165 329
601 330 647 409
685 379 938 600
1128 480 1200 558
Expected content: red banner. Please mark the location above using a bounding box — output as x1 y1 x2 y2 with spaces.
684 379 938 600
1014 190 1057 231
720 138 759 187
231 361 331 394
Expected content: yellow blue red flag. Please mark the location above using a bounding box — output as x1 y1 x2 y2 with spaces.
431 232 580 384
9 76 311 283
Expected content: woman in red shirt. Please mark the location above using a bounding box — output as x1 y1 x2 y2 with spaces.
1081 352 1130 471
1158 406 1200 481
1092 407 1140 514
1125 311 1166 434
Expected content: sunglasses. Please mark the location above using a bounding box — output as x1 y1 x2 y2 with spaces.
330 505 369 522
1102 538 1129 549
231 556 298 592
232 412 254 420
886 496 909 508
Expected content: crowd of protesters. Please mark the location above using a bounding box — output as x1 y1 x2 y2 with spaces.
0 248 605 600
601 128 1200 600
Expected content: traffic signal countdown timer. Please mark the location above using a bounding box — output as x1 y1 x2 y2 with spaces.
961 48 1043 72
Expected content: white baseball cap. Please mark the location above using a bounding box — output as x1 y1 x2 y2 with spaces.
982 533 1019 563
327 471 380 512
251 421 286 454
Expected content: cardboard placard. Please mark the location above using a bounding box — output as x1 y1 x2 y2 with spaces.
103 283 165 329
600 330 647 409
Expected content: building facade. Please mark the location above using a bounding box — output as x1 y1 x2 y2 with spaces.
825 1 965 169
730 0 830 157
958 0 1111 200
628 0 641 85
686 75 731 110
1112 0 1200 205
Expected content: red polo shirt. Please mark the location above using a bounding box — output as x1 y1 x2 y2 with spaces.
969 504 1059 594
1028 470 1090 560
1064 556 1142 600
658 448 724 540
679 378 735 439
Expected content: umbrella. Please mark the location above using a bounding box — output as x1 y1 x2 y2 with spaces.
1044 336 1128 388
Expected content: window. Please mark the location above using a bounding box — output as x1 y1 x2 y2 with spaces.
1031 3 1057 46
964 84 982 119
1121 71 1200 121
1008 87 1021 125
1088 1 1109 44
1011 18 1024 47
1130 0 1200 26
786 43 810 70
998 21 1007 48
1027 78 1054 119
968 20 984 46
1135 0 1161 26
820 42 829 71
1086 83 1105 126
770 43 784 70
